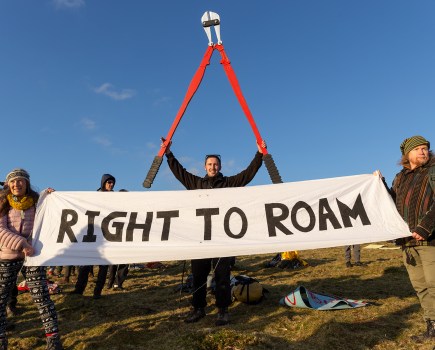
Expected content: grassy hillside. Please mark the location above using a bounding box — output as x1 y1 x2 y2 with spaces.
7 244 434 350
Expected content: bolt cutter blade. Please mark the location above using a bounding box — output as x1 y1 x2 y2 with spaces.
201 11 222 45
201 11 220 27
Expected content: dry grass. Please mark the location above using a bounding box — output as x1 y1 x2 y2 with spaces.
6 243 435 350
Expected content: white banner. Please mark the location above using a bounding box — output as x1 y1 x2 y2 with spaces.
26 174 410 266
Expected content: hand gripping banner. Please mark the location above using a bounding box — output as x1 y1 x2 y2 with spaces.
143 11 282 188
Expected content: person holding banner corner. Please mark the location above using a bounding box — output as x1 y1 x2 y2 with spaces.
164 138 266 326
377 135 435 343
0 168 63 350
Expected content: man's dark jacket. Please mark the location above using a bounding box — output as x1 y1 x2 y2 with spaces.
166 151 263 190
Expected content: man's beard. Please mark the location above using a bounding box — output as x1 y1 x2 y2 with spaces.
415 156 429 167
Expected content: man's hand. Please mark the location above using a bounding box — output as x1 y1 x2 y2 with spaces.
257 139 267 153
412 232 425 241
161 137 172 155
373 170 383 177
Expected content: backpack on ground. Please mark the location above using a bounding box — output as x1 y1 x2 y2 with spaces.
264 253 281 268
231 275 267 305
264 251 308 269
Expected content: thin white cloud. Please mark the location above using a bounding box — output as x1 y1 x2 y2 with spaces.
226 159 235 167
146 141 157 149
147 88 170 107
153 96 171 107
179 156 194 163
187 167 200 176
77 117 119 151
92 136 112 147
53 0 85 9
80 118 97 131
94 83 136 101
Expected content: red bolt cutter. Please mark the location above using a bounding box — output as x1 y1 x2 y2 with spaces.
143 11 282 188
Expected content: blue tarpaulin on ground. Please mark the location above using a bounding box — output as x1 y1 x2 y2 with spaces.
280 285 368 310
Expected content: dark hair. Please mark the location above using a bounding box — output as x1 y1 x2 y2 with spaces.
204 154 221 165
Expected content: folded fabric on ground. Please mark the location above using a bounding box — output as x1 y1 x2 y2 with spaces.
280 285 368 310
363 244 400 250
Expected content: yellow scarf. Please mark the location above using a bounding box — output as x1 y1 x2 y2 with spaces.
7 193 35 211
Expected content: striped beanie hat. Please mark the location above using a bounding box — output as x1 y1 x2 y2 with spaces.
6 168 30 184
400 136 430 155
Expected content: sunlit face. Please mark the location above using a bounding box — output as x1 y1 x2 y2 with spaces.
204 157 221 178
407 145 429 169
104 180 115 191
8 178 27 197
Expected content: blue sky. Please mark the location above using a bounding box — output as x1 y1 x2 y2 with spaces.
1 0 434 192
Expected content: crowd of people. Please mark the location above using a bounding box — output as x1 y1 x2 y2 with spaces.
0 135 433 348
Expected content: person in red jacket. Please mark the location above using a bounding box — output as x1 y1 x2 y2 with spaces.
0 168 62 350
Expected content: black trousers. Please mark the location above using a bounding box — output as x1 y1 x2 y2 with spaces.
107 264 129 288
8 266 26 308
74 265 108 296
191 257 232 309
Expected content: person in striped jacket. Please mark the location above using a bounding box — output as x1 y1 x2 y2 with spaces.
390 136 435 343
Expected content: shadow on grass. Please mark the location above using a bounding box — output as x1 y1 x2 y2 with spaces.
7 251 423 349
277 304 421 350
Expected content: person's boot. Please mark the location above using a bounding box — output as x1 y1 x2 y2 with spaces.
411 319 435 342
46 333 63 350
113 284 124 291
184 307 206 323
215 307 229 326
